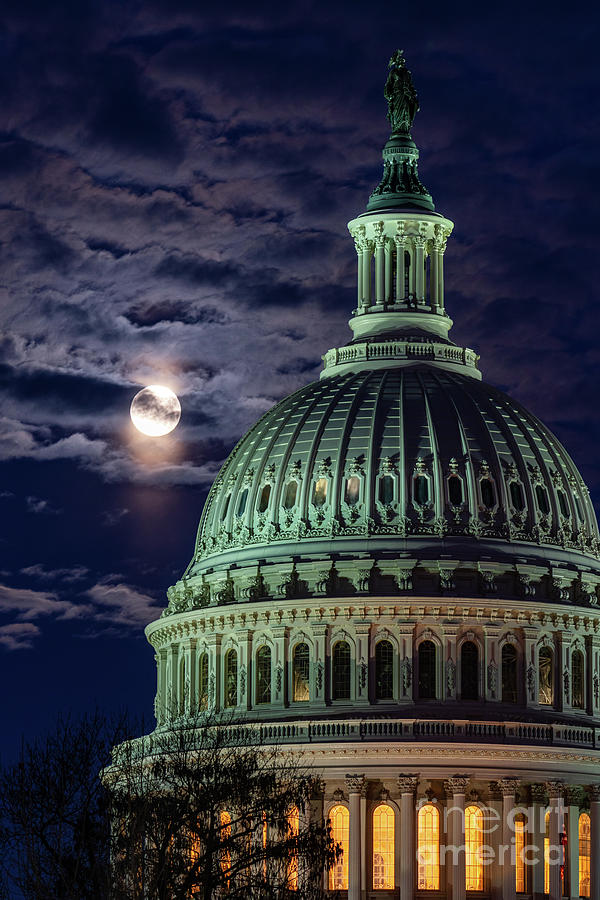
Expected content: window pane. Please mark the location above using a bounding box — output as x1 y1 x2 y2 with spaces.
510 481 525 511
345 476 360 506
579 813 591 897
221 494 231 520
414 475 429 505
557 490 570 517
373 805 395 889
417 805 440 890
224 650 237 707
332 641 351 700
237 489 248 517
375 640 394 700
256 646 271 704
515 816 526 892
448 475 463 505
312 478 328 507
283 481 298 509
287 806 299 891
418 640 437 699
465 806 484 891
572 651 584 709
378 474 394 505
501 644 518 703
293 643 310 702
480 478 495 508
198 652 209 710
257 484 271 513
329 805 349 890
536 484 550 515
461 641 479 700
538 647 554 705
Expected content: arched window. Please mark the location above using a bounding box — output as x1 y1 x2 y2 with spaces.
418 640 437 699
236 488 248 517
198 652 209 710
460 641 479 700
312 478 327 506
465 805 484 891
332 641 351 700
287 806 299 891
509 481 525 511
572 649 585 709
256 646 271 704
221 494 231 520
557 489 570 517
224 649 238 708
515 813 526 893
544 810 550 895
414 475 429 505
579 812 591 897
372 804 395 889
283 481 298 509
501 643 518 703
344 476 360 506
378 474 394 505
375 640 394 700
220 810 231 885
257 484 271 513
538 646 554 705
480 478 495 509
448 474 463 505
417 804 440 890
292 643 310 702
328 805 349 890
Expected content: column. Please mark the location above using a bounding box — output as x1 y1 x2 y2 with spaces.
374 224 385 304
311 624 328 709
271 625 287 709
444 776 469 900
530 784 547 900
590 785 600 900
355 623 371 707
394 233 406 301
360 787 367 894
414 235 425 302
155 650 167 725
499 778 519 900
182 638 194 715
590 637 600 717
397 775 418 900
484 627 501 702
565 787 580 900
430 246 439 311
523 626 539 709
546 781 564 900
384 240 393 302
345 775 365 900
207 633 220 711
238 629 251 710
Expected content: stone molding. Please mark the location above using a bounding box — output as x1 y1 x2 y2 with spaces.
397 774 419 794
530 783 548 804
498 777 520 797
444 776 470 794
345 774 366 795
545 780 565 798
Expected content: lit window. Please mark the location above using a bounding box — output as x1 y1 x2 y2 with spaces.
509 481 525 511
501 643 518 703
461 641 479 701
292 643 310 701
544 810 550 895
417 804 440 890
465 805 484 891
224 649 237 707
414 475 429 505
536 484 550 515
375 640 394 700
557 490 570 517
198 652 209 710
287 806 299 890
257 484 271 513
329 805 349 890
448 474 463 505
515 814 526 893
332 641 351 700
572 650 584 709
220 810 231 885
345 476 360 506
418 640 437 699
256 646 271 704
236 488 248 517
312 478 328 506
378 474 394 505
283 481 298 509
480 478 495 508
373 804 395 889
579 812 591 897
538 647 554 705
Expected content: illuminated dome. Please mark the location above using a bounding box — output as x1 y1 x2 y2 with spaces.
143 51 600 900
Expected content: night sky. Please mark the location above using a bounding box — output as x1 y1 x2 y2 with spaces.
1 0 600 762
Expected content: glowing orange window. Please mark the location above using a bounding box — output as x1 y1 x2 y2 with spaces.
417 803 440 890
373 804 395 889
329 805 349 890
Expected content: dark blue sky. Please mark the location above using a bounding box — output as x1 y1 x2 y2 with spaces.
1 0 599 761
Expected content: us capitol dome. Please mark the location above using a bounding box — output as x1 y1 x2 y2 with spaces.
145 52 600 899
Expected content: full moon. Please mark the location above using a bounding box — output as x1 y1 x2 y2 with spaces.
130 385 181 436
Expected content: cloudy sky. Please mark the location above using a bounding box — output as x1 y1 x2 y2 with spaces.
1 0 599 758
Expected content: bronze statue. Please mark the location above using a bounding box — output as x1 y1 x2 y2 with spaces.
384 50 419 135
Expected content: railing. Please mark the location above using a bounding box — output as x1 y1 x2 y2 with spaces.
322 341 480 372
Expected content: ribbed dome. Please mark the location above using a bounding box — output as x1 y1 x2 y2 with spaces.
188 366 598 580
